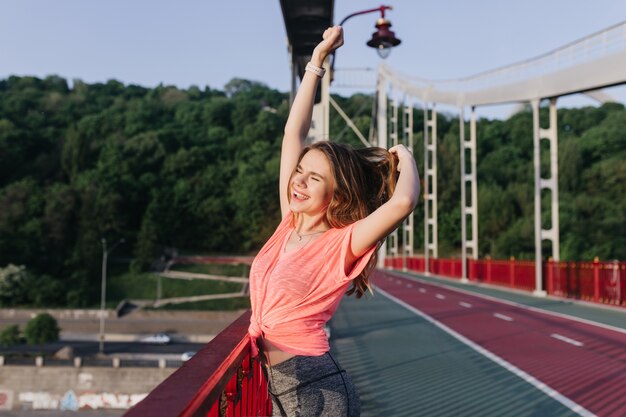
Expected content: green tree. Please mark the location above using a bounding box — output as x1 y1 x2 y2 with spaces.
24 313 60 345
0 264 30 306
0 324 21 347
0 74 624 309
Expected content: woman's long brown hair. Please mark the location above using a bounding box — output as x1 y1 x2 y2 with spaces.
290 141 399 298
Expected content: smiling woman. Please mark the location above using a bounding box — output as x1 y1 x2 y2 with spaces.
288 149 334 220
247 26 421 417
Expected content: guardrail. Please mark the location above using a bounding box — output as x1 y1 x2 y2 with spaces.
123 310 271 417
385 256 626 307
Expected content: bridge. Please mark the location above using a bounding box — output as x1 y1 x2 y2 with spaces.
123 4 626 417
124 264 625 417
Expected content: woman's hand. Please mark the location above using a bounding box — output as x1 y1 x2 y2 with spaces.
389 144 414 172
311 26 344 66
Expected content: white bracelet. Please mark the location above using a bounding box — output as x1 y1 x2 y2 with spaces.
305 62 326 78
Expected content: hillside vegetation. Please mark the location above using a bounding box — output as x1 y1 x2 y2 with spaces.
0 75 623 307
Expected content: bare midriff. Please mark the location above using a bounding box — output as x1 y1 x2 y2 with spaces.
259 337 296 367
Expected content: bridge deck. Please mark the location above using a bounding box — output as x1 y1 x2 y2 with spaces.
329 270 626 417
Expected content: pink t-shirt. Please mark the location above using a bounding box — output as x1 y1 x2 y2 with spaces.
248 214 376 357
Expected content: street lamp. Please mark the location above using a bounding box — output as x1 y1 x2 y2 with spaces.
331 5 402 80
366 16 402 58
99 237 125 354
339 5 401 58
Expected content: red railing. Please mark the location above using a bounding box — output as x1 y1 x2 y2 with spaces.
385 256 626 307
547 258 625 305
468 258 536 291
123 310 271 417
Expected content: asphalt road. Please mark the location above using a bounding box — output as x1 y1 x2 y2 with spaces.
0 312 243 335
0 340 205 356
0 339 207 368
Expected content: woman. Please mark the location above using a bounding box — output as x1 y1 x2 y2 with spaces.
248 26 420 416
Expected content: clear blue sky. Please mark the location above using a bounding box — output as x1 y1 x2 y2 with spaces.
2 0 625 118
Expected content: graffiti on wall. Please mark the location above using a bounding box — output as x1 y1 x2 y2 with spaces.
0 389 14 410
18 392 58 410
79 392 147 409
17 391 147 410
60 390 78 411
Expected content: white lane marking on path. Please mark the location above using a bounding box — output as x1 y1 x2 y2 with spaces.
436 294 446 300
459 302 472 308
494 313 514 322
551 333 584 347
377 287 597 417
407 284 413 288
387 271 626 336
419 288 426 293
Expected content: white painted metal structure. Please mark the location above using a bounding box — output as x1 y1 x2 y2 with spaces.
385 98 417 271
459 107 478 283
423 103 438 273
388 100 400 260
376 75 388 268
377 21 626 294
379 22 626 107
328 96 370 147
532 97 560 295
402 103 415 272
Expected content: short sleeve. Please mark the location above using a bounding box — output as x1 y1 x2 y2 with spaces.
328 220 378 283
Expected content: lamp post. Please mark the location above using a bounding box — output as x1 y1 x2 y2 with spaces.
331 5 402 77
99 237 124 354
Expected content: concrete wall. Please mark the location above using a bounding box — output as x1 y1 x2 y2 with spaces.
0 366 174 411
0 308 244 337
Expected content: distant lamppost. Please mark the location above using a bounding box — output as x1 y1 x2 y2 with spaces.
99 237 125 354
331 5 402 80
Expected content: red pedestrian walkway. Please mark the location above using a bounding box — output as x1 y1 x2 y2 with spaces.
375 270 626 417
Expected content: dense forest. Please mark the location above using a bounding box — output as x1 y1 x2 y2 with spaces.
0 75 624 307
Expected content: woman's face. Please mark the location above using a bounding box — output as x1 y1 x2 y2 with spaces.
289 149 334 215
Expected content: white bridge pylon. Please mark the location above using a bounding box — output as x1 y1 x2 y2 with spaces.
377 21 626 294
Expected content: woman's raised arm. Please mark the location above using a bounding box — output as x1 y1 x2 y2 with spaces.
279 26 344 218
350 144 421 259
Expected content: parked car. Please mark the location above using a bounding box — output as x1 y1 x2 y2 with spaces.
141 332 171 345
181 351 197 362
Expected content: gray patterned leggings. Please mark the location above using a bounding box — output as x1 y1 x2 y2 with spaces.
263 352 361 417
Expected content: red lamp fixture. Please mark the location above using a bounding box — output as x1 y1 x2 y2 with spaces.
367 15 402 58
339 5 402 59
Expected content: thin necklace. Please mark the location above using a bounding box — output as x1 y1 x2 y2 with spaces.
295 229 326 242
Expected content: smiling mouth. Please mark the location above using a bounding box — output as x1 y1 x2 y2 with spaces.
293 191 310 201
